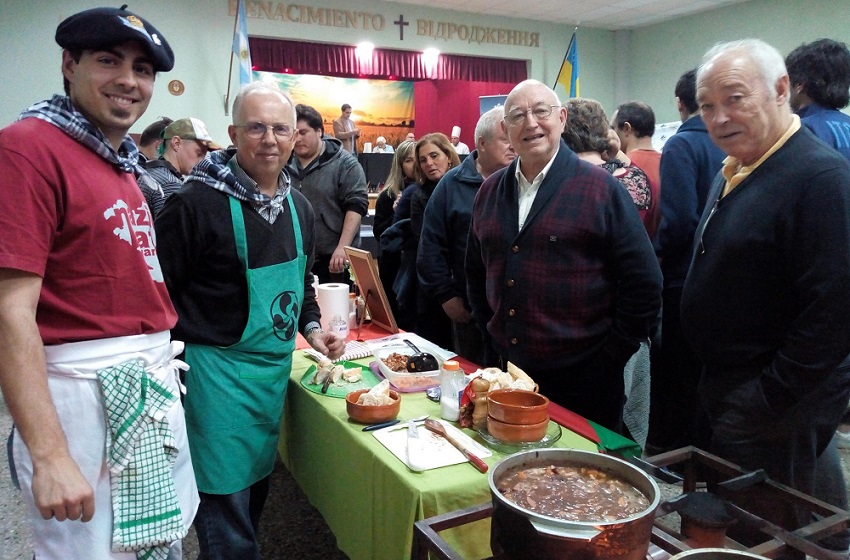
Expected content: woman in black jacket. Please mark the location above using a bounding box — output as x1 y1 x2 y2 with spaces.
374 141 417 318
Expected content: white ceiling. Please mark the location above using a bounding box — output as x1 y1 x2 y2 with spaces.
380 0 749 30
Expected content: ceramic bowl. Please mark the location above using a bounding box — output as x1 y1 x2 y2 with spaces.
487 389 550 425
345 388 401 424
487 415 549 443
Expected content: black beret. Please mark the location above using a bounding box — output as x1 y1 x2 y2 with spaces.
55 6 174 72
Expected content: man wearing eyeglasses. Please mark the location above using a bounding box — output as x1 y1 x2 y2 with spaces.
466 80 661 434
155 82 344 558
288 103 368 285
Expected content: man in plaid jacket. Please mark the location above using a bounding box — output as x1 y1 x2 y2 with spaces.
466 80 662 434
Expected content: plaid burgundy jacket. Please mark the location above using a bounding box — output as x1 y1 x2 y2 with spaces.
466 141 662 373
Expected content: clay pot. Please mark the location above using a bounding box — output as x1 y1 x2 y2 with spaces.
487 389 550 425
345 389 400 424
487 415 548 442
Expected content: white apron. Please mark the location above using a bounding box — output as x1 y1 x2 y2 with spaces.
10 331 199 560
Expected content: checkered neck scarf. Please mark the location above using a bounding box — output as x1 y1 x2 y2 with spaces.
187 148 290 223
18 95 162 196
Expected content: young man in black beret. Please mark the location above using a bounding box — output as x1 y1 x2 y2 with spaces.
0 7 198 560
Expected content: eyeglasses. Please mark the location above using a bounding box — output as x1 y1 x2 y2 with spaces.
235 121 294 140
504 105 561 126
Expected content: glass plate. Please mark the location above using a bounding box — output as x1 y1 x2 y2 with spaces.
476 420 562 453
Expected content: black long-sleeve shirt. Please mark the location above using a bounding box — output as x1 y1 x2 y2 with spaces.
156 183 319 346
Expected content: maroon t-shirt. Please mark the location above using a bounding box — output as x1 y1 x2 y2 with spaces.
0 118 177 344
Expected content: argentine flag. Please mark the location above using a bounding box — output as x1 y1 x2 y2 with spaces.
233 0 253 86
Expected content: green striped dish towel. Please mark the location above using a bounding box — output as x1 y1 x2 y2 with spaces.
97 359 185 559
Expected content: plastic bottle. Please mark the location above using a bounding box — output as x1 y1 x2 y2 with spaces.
328 314 349 339
348 293 357 331
439 360 464 422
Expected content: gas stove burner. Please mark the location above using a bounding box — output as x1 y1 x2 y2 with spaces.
412 446 850 560
673 492 737 549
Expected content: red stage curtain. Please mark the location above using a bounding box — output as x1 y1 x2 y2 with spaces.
414 80 517 146
249 37 527 83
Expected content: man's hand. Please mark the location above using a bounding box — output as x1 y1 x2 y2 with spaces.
308 330 346 360
0 269 94 523
31 454 95 522
442 297 472 323
330 246 348 274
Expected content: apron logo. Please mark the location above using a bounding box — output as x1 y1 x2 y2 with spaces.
271 291 300 341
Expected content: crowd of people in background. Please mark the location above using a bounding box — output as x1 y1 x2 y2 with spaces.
4 4 850 559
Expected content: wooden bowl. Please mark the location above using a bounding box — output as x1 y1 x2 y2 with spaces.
487 415 548 443
487 389 549 425
345 389 401 424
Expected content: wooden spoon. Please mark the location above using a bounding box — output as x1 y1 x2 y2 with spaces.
423 419 488 473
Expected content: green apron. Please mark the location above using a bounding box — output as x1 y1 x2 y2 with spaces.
183 195 305 494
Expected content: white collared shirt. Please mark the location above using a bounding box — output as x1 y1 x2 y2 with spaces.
515 148 559 230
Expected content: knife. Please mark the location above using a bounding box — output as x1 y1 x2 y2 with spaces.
362 419 401 432
406 418 428 472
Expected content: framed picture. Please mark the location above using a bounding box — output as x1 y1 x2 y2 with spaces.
344 246 398 334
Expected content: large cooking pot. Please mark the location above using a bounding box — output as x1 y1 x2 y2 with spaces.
489 448 661 560
670 549 769 559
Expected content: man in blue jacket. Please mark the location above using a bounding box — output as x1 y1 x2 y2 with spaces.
649 68 725 455
786 38 850 163
418 107 515 364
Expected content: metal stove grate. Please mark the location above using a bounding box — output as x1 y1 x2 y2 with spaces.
411 447 850 560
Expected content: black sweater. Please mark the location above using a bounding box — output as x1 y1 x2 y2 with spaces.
682 126 850 409
155 183 319 346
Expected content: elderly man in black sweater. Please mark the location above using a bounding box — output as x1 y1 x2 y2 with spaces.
682 39 850 554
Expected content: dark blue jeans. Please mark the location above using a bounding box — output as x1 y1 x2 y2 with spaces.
194 476 271 560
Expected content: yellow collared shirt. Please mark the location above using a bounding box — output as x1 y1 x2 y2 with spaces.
720 114 801 198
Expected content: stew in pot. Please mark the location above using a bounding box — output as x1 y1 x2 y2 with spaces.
496 465 650 522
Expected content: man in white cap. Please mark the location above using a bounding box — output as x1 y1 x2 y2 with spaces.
0 6 197 559
450 125 470 154
143 117 217 217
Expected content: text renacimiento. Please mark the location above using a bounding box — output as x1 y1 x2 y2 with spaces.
230 0 540 47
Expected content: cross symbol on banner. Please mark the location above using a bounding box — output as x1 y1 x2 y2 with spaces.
394 15 409 41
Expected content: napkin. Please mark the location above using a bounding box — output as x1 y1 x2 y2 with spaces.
303 340 372 363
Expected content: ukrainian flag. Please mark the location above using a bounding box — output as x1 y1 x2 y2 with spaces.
233 0 253 86
554 31 580 100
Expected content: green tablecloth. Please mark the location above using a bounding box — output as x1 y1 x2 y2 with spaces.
279 351 598 560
